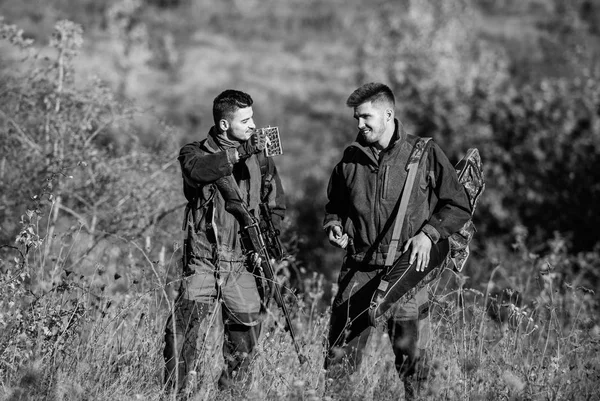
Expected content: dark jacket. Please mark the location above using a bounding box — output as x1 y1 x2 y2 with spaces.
179 127 285 262
323 120 471 266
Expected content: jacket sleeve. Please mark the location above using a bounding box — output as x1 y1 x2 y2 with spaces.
178 142 236 185
420 142 472 243
323 162 348 232
263 158 286 229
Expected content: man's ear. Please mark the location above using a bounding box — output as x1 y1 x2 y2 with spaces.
386 108 393 122
219 119 229 132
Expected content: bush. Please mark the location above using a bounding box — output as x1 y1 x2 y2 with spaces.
0 18 181 396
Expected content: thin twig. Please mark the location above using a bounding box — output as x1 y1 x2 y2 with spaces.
0 111 43 154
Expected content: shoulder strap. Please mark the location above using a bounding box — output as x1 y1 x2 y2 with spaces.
256 151 274 201
257 150 270 177
384 137 432 267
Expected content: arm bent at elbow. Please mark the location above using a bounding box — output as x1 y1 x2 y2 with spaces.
178 144 237 185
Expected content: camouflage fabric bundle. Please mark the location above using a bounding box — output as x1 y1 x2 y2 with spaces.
371 147 485 326
448 148 485 272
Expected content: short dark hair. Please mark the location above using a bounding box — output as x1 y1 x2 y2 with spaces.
213 89 254 126
346 82 395 108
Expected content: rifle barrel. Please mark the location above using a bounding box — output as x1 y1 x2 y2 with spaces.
248 224 306 364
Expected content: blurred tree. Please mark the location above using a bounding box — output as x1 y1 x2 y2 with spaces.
106 0 150 99
0 19 180 266
479 77 600 252
352 0 600 253
145 0 184 8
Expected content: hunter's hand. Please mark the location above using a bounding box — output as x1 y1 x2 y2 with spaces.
403 232 432 272
237 132 267 159
328 226 348 249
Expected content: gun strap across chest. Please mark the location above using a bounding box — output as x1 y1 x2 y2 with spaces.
384 137 431 268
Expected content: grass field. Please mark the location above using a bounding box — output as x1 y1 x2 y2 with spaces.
2 223 599 400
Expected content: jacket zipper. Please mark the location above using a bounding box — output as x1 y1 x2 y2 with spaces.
382 165 389 200
373 164 380 230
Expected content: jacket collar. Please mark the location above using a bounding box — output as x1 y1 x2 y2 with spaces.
205 126 240 153
351 119 407 163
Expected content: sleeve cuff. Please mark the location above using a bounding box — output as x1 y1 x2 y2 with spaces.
323 220 342 233
421 224 440 244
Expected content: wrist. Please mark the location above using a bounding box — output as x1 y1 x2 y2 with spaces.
323 222 341 234
420 230 433 243
420 224 440 244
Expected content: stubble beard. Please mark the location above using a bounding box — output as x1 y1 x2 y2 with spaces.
228 127 253 142
360 126 383 145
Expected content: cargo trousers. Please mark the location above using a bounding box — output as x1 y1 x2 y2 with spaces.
163 255 262 393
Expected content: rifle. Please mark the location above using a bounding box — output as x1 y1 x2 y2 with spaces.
259 203 284 260
214 175 307 364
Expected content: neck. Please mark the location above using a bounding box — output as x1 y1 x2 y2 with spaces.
212 127 240 149
374 121 396 150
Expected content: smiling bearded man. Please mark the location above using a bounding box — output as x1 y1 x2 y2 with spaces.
163 89 286 396
323 82 471 399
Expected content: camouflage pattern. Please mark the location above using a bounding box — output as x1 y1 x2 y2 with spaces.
448 148 485 272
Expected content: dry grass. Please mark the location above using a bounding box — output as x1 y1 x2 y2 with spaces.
2 224 599 401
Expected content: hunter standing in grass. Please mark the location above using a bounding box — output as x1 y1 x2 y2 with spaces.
164 89 286 394
323 83 471 398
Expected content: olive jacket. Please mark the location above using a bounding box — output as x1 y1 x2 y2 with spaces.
323 120 471 266
179 127 285 264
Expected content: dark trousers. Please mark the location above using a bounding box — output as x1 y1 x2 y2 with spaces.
163 298 261 394
326 240 448 378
